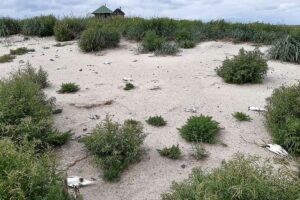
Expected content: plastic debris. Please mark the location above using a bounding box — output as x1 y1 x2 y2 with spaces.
263 144 288 157
88 114 100 120
123 77 133 82
248 106 266 112
67 176 95 187
184 106 199 113
103 61 111 65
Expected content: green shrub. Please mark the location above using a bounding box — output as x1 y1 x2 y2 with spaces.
0 54 15 63
0 67 70 148
80 116 145 181
176 29 193 41
269 35 300 63
142 31 165 52
191 144 208 160
265 83 300 154
10 47 35 55
58 83 80 93
179 115 220 143
232 112 251 121
79 27 120 52
0 17 20 36
162 154 300 200
216 48 268 84
155 43 179 56
157 144 181 159
54 18 86 41
0 139 72 200
21 15 56 37
146 116 167 127
179 40 196 48
124 83 135 90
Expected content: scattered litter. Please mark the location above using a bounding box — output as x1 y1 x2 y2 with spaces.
263 144 288 157
103 61 111 65
88 114 100 120
184 106 199 113
69 100 114 109
248 106 266 112
123 77 133 82
149 86 162 90
67 176 95 188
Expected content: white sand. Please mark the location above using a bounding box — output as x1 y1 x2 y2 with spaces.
1 35 299 200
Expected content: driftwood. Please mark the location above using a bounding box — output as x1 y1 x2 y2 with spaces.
69 100 114 109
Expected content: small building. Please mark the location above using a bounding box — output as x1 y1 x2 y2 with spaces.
92 5 125 18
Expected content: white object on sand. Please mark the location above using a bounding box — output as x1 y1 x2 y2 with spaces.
248 106 266 112
264 144 288 157
123 77 133 82
103 61 111 65
184 106 198 113
67 176 95 187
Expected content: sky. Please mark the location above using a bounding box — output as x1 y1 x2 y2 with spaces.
0 0 300 25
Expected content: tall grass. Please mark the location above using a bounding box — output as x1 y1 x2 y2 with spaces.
21 15 56 37
0 17 20 37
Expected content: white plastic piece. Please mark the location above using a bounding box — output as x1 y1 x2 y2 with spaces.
184 106 198 113
103 61 111 65
265 144 288 157
248 106 266 112
67 176 95 187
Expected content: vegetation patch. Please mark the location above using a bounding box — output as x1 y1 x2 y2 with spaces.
124 83 135 90
54 17 86 42
21 15 56 37
146 116 167 127
265 82 300 154
157 144 181 160
10 47 35 55
80 116 145 181
154 43 179 56
58 82 80 93
142 31 165 52
216 48 268 84
191 144 208 160
0 54 15 63
232 112 252 121
0 17 20 37
161 154 300 200
179 115 220 143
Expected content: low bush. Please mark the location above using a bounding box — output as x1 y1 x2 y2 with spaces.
58 83 80 93
0 66 71 148
179 115 220 143
21 15 56 37
142 31 165 52
0 139 72 200
0 54 15 63
80 116 145 181
265 82 300 154
79 27 120 52
10 47 35 55
232 112 251 121
124 83 135 90
179 40 196 49
157 144 181 159
155 43 179 56
0 17 20 36
54 18 86 41
146 116 167 127
216 48 268 84
191 144 208 160
162 154 300 200
269 35 300 63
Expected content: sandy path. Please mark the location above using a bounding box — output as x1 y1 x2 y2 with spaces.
0 35 299 200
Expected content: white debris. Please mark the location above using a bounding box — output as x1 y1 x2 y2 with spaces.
103 61 111 65
67 176 95 187
184 106 199 113
88 114 100 120
123 77 133 82
264 144 288 157
248 106 266 112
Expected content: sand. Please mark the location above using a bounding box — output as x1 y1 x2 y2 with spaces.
0 35 299 200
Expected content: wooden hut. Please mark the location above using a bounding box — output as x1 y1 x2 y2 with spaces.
113 8 125 17
92 5 113 18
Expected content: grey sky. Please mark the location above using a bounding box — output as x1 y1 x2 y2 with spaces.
0 0 299 25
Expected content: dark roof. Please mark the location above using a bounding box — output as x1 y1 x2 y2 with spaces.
113 8 125 15
92 5 112 14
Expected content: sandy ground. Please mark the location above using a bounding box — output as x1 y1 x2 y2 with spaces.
1 35 300 200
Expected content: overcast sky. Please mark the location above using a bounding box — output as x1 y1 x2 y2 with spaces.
0 0 300 25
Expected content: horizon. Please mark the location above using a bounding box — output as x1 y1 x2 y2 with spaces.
0 0 300 25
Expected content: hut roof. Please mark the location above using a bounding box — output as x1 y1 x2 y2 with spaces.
113 8 125 15
92 5 113 14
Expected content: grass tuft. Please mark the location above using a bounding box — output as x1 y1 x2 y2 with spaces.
0 54 15 63
10 47 35 55
232 112 252 121
124 83 135 90
58 83 80 93
191 144 208 160
146 116 167 127
157 144 181 159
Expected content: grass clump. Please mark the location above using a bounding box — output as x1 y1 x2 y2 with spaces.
0 139 72 200
157 144 181 160
232 112 252 121
54 17 86 41
179 40 196 49
0 17 20 37
0 66 71 148
80 116 145 181
79 27 120 52
191 144 208 160
10 47 35 55
146 116 167 127
21 15 56 37
124 82 135 90
161 154 300 200
155 43 179 56
142 31 165 52
179 115 220 143
0 54 15 63
269 35 300 63
265 82 300 154
216 48 268 84
58 83 80 93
